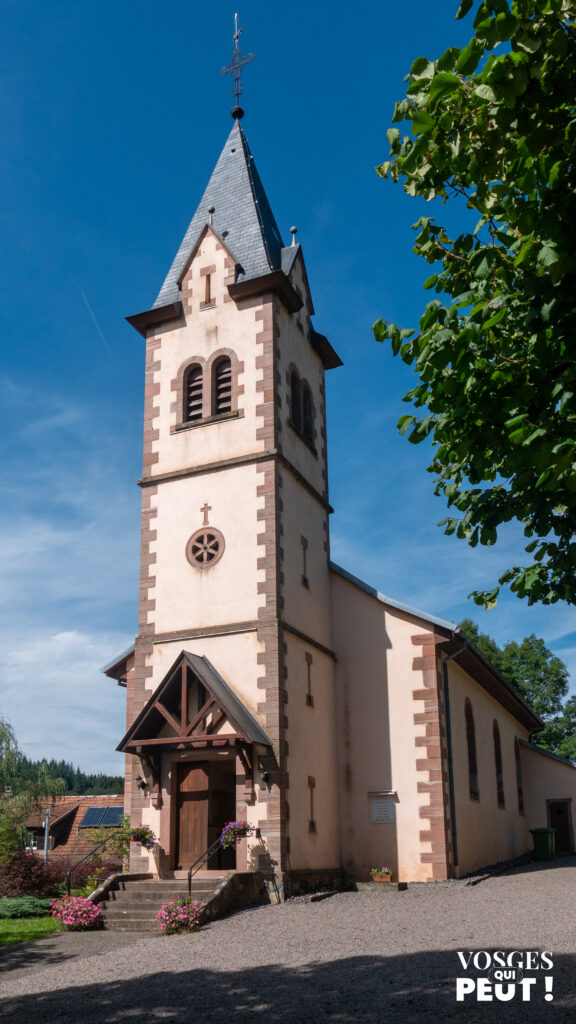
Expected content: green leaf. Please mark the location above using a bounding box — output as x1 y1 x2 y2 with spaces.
536 467 555 488
410 56 432 76
549 162 562 189
438 517 458 536
537 243 559 268
437 47 461 72
480 526 498 545
474 84 497 102
397 415 416 435
515 31 542 54
455 0 473 18
456 38 483 76
428 72 461 107
411 111 436 135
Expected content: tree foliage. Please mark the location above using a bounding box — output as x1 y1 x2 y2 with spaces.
374 0 576 608
10 756 123 797
459 617 575 757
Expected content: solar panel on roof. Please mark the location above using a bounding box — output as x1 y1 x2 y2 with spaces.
101 806 124 827
78 807 106 828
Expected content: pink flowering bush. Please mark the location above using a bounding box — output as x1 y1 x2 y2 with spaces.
156 896 201 935
50 895 102 930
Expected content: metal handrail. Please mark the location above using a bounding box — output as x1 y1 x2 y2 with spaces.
65 833 119 896
187 837 224 895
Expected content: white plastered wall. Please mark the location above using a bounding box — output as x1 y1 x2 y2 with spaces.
284 634 339 870
150 463 264 634
448 662 531 874
331 571 432 882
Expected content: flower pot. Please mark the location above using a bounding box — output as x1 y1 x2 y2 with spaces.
371 873 392 883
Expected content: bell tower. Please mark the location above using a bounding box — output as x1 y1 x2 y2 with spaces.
120 55 342 886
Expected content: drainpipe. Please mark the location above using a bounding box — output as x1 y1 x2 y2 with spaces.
442 641 468 877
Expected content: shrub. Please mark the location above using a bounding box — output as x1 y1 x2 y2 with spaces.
0 896 53 918
50 895 101 930
0 851 64 898
156 896 201 935
0 852 119 898
50 857 120 891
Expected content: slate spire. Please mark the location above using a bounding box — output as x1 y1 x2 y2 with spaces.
154 121 285 309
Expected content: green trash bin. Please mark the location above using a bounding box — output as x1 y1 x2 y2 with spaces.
530 827 556 861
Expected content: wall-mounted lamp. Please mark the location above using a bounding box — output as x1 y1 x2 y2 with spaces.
135 775 147 790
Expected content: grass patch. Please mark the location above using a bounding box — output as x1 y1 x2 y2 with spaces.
0 917 64 946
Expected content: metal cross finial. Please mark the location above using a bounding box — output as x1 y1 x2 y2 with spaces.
220 13 254 118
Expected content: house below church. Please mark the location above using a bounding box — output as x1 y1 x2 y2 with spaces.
25 794 124 867
105 106 575 890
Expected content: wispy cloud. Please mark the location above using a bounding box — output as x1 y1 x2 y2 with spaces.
1 628 129 774
0 378 138 771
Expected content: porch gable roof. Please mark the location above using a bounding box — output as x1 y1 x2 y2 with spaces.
117 650 272 752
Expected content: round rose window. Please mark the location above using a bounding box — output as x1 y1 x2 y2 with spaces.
186 527 225 569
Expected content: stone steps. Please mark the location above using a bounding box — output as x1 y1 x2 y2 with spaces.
99 877 225 932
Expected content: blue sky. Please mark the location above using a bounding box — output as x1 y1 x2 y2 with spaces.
1 0 574 774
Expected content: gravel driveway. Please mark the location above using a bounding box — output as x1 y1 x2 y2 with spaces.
1 858 574 1022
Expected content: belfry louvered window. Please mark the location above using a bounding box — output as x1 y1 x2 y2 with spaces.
213 357 232 415
185 365 203 422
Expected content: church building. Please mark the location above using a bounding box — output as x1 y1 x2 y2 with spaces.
105 94 576 889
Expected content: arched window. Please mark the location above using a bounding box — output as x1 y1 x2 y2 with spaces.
302 383 314 445
515 738 524 813
213 357 232 415
185 364 203 422
291 371 302 434
465 699 479 800
493 721 505 808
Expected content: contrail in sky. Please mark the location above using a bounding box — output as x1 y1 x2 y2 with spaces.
79 287 118 369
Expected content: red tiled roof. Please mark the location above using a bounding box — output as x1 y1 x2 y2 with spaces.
27 793 124 863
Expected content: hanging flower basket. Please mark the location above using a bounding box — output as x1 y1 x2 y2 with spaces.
129 824 157 850
219 820 255 849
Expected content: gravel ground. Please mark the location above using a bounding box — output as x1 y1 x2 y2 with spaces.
0 858 574 1023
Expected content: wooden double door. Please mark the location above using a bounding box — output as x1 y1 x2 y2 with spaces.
175 759 236 870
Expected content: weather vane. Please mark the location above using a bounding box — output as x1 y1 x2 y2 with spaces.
220 13 254 119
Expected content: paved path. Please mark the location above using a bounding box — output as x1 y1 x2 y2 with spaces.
1 858 575 1022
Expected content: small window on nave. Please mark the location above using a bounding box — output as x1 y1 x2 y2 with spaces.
465 699 479 801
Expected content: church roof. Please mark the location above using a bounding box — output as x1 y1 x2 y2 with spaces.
154 120 285 309
329 562 542 732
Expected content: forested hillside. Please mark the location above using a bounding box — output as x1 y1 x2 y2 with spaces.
9 756 123 795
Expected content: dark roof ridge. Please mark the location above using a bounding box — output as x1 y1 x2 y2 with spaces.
237 123 284 272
